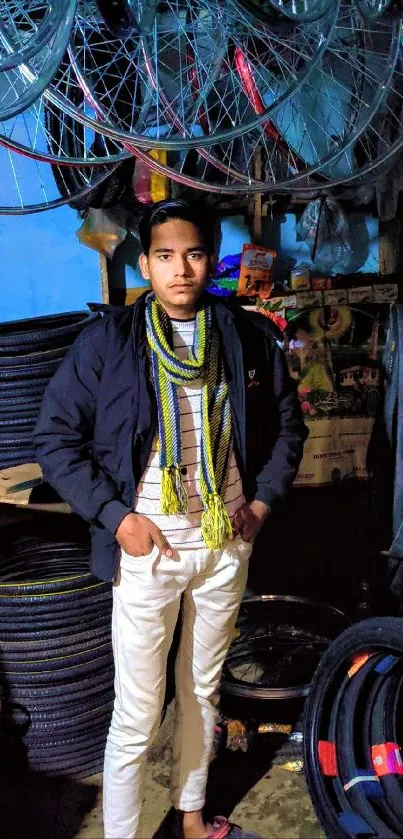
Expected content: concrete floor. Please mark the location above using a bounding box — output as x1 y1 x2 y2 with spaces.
1 705 324 839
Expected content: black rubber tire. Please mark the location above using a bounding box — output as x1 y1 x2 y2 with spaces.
26 728 110 759
365 667 403 831
304 617 403 839
28 746 106 776
25 705 113 735
0 312 98 346
4 652 113 684
0 415 38 427
336 655 399 837
23 692 115 721
2 643 112 675
0 525 113 777
1 629 111 658
0 363 60 381
8 670 114 701
0 573 96 597
0 347 67 367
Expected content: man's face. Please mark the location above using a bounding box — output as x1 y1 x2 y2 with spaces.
139 218 213 317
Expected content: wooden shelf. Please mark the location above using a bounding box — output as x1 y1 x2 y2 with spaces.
0 463 70 513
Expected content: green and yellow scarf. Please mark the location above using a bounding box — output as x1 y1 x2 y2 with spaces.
145 293 233 550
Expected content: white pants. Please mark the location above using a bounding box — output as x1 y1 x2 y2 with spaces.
103 537 252 839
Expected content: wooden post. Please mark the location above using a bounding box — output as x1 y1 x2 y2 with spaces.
253 148 262 243
378 216 400 276
99 253 110 304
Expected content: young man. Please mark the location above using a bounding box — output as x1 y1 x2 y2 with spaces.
34 200 307 839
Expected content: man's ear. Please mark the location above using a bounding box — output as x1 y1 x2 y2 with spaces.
139 252 150 281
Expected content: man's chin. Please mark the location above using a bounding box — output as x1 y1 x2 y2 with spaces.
166 290 202 307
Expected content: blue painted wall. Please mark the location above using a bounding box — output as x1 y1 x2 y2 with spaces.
0 206 100 322
0 208 378 322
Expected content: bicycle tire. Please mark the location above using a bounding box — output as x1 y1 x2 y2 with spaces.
0 311 98 345
304 618 403 839
365 667 403 831
336 655 398 837
221 595 346 701
8 670 114 700
0 0 75 73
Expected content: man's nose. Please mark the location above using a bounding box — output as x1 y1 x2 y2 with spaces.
174 256 190 276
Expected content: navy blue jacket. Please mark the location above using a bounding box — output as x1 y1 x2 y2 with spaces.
34 294 308 581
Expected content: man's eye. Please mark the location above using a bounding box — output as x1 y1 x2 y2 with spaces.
189 252 203 260
159 254 170 261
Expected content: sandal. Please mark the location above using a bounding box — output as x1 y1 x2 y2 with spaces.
207 816 262 839
166 810 262 839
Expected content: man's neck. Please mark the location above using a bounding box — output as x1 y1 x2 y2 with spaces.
157 302 197 321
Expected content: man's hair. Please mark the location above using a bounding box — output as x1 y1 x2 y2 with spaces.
138 199 215 256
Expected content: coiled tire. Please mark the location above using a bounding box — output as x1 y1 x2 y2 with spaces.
304 617 403 839
0 312 98 353
0 311 99 468
0 524 113 777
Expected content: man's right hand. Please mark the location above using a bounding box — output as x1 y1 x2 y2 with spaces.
115 513 173 558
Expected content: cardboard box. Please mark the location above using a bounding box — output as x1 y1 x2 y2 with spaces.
347 286 373 304
324 289 348 306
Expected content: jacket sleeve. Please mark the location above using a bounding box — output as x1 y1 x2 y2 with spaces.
33 320 132 534
253 339 308 511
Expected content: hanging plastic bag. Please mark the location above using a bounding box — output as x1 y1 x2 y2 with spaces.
296 196 353 274
132 152 169 204
216 253 242 278
76 207 127 259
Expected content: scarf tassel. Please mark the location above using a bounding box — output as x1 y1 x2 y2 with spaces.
201 492 233 550
161 466 188 515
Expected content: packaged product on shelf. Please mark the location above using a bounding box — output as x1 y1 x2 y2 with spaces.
290 263 311 291
311 277 334 291
237 244 276 299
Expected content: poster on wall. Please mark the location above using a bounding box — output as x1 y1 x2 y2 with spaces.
275 295 394 487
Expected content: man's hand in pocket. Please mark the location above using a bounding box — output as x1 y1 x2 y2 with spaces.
115 513 173 557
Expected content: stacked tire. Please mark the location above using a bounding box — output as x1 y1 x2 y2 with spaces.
0 311 98 469
304 617 403 838
0 523 113 778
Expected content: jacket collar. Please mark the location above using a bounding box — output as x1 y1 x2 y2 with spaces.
131 289 236 325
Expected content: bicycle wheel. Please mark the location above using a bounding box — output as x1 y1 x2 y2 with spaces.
0 140 120 214
83 4 401 194
238 0 334 23
290 45 403 193
65 0 336 150
0 0 334 168
221 595 346 702
0 0 77 120
355 0 395 19
0 0 75 72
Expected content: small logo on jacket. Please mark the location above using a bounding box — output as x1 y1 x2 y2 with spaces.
247 369 259 388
